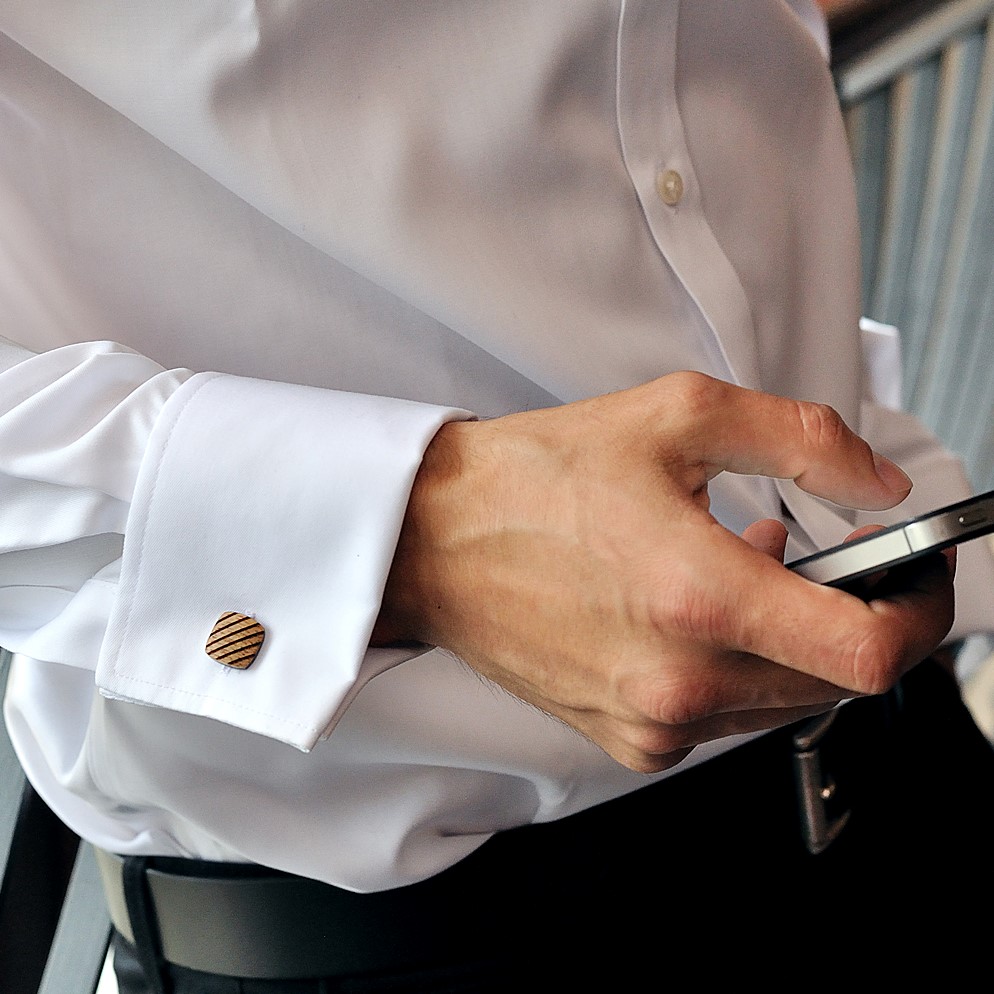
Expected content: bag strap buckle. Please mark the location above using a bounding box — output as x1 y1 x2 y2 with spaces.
792 710 851 855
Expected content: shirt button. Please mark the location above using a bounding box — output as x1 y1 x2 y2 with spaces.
656 168 684 206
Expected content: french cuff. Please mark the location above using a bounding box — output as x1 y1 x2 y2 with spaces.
96 372 472 751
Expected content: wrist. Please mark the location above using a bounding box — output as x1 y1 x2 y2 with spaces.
371 420 474 648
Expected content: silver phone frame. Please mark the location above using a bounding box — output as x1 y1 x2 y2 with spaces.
788 489 994 587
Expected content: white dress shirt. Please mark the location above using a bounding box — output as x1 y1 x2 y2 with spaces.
2 1 992 892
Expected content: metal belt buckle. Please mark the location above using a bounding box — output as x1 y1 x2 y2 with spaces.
792 710 851 855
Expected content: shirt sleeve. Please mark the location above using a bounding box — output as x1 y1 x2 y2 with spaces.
0 336 471 751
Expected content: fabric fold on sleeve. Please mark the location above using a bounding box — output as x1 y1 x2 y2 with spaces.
0 340 190 664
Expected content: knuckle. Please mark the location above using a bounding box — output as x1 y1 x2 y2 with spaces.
653 582 733 651
625 723 677 757
652 682 716 727
611 689 711 773
844 626 904 696
622 747 695 776
796 400 848 451
628 669 718 728
662 371 723 428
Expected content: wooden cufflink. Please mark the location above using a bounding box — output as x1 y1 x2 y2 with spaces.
206 612 266 669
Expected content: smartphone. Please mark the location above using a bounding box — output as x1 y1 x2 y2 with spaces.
787 488 994 588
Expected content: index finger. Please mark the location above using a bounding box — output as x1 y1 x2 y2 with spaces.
664 373 913 511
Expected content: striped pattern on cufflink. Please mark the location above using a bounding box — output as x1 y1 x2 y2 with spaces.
206 612 266 669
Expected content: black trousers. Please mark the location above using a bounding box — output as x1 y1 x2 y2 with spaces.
112 659 994 993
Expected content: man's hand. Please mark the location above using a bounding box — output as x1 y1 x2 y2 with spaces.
372 372 955 772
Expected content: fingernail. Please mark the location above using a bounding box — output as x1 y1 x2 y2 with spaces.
873 452 913 494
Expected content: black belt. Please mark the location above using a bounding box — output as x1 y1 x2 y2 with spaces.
95 669 939 982
96 848 416 979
